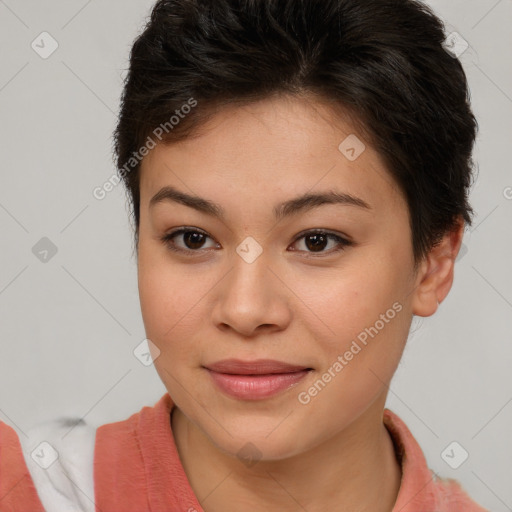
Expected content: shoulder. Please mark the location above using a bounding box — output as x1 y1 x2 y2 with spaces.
0 418 24 451
17 416 97 512
0 421 45 510
93 394 173 485
2 395 173 511
383 409 489 512
433 474 490 512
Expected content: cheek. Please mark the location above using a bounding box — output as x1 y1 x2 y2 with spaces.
292 255 412 384
137 247 215 360
291 260 403 339
138 245 174 338
138 264 202 391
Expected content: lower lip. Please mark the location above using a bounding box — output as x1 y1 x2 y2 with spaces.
206 369 311 400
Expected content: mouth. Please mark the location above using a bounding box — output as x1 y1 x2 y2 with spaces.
203 359 313 400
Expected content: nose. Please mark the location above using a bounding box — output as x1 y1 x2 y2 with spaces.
211 251 292 338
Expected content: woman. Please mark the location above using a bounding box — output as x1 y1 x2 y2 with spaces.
0 0 489 510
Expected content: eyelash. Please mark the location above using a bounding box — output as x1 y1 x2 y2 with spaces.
160 227 353 257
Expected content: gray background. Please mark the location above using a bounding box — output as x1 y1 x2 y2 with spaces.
0 0 510 510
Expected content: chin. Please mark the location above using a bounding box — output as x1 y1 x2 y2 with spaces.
217 435 304 464
201 415 310 463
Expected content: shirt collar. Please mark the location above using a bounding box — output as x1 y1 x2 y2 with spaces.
383 408 441 511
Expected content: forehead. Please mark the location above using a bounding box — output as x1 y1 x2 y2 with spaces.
139 95 406 218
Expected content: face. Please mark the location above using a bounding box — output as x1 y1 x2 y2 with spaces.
137 94 421 460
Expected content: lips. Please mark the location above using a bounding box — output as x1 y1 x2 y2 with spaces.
203 359 314 400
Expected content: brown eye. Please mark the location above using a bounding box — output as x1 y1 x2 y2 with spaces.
304 233 329 252
290 230 353 256
181 231 207 250
160 227 352 257
161 228 219 254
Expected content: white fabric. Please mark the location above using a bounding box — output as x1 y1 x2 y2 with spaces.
18 417 96 512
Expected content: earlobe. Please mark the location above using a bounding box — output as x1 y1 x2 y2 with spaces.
411 218 465 317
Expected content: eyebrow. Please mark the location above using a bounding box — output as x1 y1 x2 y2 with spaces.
149 185 372 221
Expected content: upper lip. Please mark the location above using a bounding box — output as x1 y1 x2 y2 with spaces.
204 359 312 375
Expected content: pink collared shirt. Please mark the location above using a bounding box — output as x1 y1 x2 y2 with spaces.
94 394 488 511
0 393 489 511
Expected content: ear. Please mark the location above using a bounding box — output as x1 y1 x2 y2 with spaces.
411 217 465 317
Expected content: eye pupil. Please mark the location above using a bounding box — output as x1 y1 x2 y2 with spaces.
305 234 328 252
184 231 206 249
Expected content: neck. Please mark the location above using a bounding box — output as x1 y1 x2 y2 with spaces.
171 396 402 512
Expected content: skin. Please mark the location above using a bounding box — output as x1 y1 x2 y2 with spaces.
137 93 464 512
